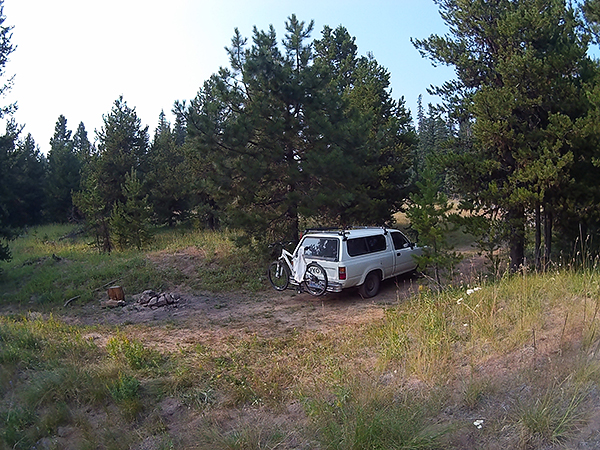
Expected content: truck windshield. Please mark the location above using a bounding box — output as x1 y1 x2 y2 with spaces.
300 237 339 261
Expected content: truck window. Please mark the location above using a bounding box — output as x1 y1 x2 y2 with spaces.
347 234 386 256
391 232 410 250
347 238 368 256
366 234 387 252
301 237 339 261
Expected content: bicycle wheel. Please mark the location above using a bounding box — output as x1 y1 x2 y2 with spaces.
303 262 328 296
268 260 290 291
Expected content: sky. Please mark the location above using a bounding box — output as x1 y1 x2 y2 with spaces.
2 0 455 153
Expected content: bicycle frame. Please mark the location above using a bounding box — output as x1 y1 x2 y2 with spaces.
278 247 299 283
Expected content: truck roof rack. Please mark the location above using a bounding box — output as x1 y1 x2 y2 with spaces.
303 226 389 239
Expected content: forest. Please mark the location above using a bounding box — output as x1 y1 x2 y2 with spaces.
4 0 600 274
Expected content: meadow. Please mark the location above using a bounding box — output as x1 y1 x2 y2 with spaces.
1 224 600 449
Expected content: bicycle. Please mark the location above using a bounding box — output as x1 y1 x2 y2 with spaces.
267 242 328 296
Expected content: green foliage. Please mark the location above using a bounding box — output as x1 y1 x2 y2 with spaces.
0 129 47 232
110 169 153 250
405 168 462 286
311 383 446 450
455 203 507 277
0 0 16 118
146 111 192 226
186 18 415 243
73 167 113 252
109 371 143 420
75 97 151 252
517 384 587 447
106 333 160 370
1 406 37 449
414 0 596 270
109 372 141 403
2 256 600 448
413 97 451 185
0 5 28 268
94 95 149 209
45 115 83 223
0 225 266 308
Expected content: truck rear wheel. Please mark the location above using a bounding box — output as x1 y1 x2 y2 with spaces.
359 271 380 298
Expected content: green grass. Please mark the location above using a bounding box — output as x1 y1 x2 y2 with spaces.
0 224 265 307
2 225 600 448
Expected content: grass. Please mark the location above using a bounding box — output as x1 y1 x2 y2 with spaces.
1 225 600 448
0 224 265 307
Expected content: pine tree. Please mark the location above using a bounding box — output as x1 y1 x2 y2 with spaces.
146 110 190 225
0 124 17 263
9 133 47 227
405 168 461 286
110 169 152 250
0 0 14 119
46 115 82 222
95 96 149 208
187 18 415 243
76 97 150 252
413 0 592 270
72 121 92 160
0 0 17 265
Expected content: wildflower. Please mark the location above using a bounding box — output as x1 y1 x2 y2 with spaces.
466 287 481 295
457 298 463 305
473 419 484 429
463 323 468 327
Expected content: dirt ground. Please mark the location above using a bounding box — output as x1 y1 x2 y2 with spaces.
70 272 422 351
70 246 486 346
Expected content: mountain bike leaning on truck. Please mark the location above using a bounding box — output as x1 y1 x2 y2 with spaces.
267 242 328 296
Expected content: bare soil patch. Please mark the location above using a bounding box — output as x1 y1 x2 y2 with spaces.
71 273 421 353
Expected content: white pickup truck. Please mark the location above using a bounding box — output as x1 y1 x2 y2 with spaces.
295 227 422 298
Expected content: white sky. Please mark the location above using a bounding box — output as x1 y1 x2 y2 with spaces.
3 0 454 153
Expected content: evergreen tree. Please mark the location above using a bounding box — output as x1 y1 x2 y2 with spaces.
146 110 191 225
413 0 592 270
311 26 416 225
46 115 81 222
171 101 187 147
8 132 47 227
95 96 149 208
0 0 16 265
72 121 92 161
0 124 18 263
75 97 150 252
73 165 112 252
413 97 451 184
110 169 152 250
405 168 462 286
187 18 415 243
0 0 14 119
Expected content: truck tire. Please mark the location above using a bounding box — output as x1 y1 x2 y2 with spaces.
359 271 380 298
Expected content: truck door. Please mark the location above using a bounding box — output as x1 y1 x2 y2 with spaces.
391 231 414 275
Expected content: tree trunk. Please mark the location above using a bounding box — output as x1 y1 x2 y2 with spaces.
535 203 542 271
508 205 525 272
108 285 125 301
543 210 552 269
